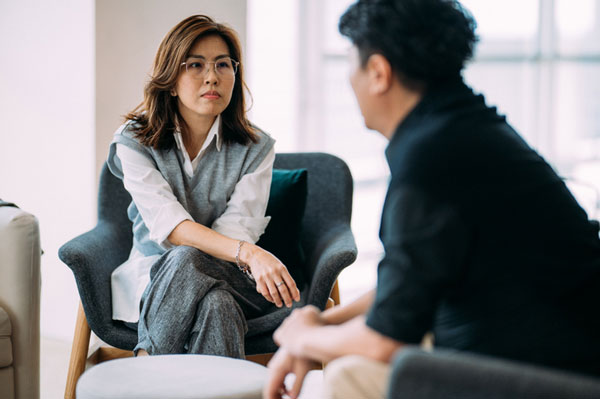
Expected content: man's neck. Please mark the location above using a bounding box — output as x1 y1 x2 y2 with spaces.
381 87 423 140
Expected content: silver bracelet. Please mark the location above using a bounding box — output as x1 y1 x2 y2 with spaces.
235 240 254 280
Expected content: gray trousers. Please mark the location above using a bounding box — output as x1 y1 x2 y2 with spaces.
134 245 274 358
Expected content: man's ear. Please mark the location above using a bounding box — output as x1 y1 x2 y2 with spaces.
366 54 393 95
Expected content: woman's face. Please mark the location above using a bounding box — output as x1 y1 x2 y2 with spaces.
174 34 236 126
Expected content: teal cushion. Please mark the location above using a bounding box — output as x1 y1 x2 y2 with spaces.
256 169 308 289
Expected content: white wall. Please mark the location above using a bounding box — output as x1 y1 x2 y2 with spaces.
0 0 96 341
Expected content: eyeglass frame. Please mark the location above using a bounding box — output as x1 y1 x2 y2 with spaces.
180 56 240 78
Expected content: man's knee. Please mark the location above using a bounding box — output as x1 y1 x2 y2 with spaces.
324 355 390 399
325 355 370 387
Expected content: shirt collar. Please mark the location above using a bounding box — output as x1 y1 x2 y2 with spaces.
173 114 223 153
206 115 222 152
384 76 467 172
384 76 502 174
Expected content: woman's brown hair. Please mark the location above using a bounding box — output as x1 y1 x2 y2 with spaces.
125 15 257 149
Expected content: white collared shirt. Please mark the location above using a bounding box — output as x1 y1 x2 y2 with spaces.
111 115 274 322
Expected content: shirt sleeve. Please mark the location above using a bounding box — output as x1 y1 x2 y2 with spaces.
366 184 470 344
211 147 275 244
116 143 193 249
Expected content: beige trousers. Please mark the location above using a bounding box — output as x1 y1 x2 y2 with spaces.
323 355 391 399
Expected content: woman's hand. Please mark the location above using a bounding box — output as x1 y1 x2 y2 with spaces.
241 243 301 308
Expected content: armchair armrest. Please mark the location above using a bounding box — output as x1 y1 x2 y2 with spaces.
388 348 600 399
59 221 132 277
305 224 357 309
58 221 133 346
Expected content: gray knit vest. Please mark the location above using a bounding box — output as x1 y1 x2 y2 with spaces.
107 121 275 257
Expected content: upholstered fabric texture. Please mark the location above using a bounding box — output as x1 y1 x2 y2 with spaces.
0 308 12 367
388 348 600 399
0 205 41 399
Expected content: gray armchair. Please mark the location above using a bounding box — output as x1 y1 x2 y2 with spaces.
0 202 41 399
388 348 600 399
59 152 357 398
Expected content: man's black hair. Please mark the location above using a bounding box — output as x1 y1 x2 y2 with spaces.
339 0 478 88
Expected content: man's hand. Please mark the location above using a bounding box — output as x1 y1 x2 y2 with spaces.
265 307 325 398
263 348 319 399
273 305 325 356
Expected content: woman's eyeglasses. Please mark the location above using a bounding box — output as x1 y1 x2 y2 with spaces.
180 57 239 79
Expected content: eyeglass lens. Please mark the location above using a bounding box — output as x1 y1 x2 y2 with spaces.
183 57 238 78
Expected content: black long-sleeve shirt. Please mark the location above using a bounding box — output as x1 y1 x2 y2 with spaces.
366 77 600 376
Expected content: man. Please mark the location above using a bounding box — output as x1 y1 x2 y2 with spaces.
264 1 600 398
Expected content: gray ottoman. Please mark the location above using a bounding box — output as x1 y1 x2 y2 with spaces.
76 355 268 399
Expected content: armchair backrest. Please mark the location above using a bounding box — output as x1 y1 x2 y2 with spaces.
97 162 131 227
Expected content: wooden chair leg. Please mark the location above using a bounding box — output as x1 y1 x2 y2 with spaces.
321 280 341 369
65 301 91 399
246 353 274 366
325 297 335 309
330 280 340 305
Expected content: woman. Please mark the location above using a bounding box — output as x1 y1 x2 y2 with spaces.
106 15 300 358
